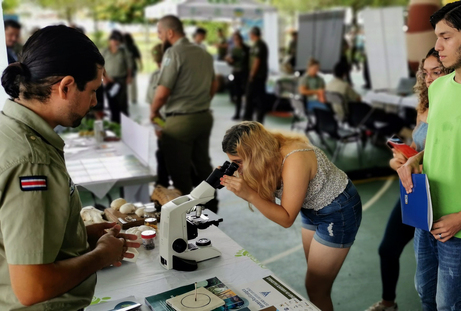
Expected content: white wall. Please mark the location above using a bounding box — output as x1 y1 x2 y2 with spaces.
362 7 409 91
264 11 279 74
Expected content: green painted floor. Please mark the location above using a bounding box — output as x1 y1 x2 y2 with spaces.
80 70 421 310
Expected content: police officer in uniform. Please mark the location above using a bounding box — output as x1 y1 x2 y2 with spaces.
0 26 138 310
243 26 269 124
151 15 219 212
101 30 133 123
226 31 249 120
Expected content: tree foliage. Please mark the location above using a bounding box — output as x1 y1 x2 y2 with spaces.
269 0 409 16
35 0 84 23
94 0 160 24
2 0 19 14
34 0 160 24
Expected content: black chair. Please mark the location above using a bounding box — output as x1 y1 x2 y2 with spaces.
347 101 375 145
348 102 374 129
314 108 363 165
290 94 317 141
272 78 297 112
274 78 317 141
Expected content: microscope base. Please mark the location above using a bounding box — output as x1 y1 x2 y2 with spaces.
172 255 198 271
169 242 221 271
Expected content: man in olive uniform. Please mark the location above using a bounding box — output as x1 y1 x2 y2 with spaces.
0 26 137 310
101 30 133 123
151 15 219 212
243 26 269 124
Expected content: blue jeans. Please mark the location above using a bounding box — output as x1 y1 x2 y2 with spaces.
414 228 461 311
306 100 331 113
300 180 362 248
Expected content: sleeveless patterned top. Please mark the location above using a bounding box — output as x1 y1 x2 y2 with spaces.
274 146 348 210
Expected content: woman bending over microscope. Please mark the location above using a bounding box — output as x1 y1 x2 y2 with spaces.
220 121 362 311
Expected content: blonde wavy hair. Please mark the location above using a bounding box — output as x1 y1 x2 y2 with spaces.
414 48 452 115
222 121 310 202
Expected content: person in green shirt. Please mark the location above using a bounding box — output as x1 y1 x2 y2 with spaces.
298 58 328 112
243 26 269 123
0 25 139 311
150 15 219 213
398 2 461 309
101 30 133 123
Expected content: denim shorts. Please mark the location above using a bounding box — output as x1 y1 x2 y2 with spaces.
300 180 362 248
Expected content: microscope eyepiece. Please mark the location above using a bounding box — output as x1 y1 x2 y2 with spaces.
205 161 239 189
220 161 231 171
224 162 239 176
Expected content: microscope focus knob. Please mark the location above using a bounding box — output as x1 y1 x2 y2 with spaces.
196 238 211 247
172 238 188 253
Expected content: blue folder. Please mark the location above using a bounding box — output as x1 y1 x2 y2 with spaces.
399 174 433 231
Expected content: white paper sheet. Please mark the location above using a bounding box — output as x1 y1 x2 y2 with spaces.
121 114 151 165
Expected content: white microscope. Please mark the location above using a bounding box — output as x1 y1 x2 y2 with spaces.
159 161 239 271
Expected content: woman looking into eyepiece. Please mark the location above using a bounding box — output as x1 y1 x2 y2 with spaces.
220 121 362 311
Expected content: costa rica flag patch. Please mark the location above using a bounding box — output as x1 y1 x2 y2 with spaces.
19 176 48 191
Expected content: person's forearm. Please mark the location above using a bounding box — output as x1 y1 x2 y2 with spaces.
250 58 260 80
389 158 401 171
298 86 319 97
247 194 297 228
210 79 219 99
10 248 108 306
413 150 424 164
151 94 168 115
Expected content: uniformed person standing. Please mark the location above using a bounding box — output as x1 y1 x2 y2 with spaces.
226 31 249 120
101 30 133 123
0 26 138 310
151 15 219 212
243 27 269 124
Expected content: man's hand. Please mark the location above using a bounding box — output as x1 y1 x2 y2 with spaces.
95 225 139 267
150 108 161 123
397 152 423 193
431 212 461 242
126 76 132 85
86 222 117 250
151 85 171 122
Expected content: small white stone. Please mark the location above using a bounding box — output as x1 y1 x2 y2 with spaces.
120 203 135 214
111 198 127 211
